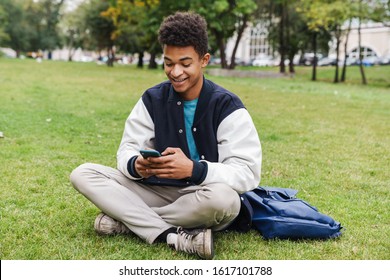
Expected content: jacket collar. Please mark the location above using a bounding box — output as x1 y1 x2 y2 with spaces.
167 76 212 101
167 76 214 124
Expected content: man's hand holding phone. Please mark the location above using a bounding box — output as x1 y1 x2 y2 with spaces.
135 148 193 179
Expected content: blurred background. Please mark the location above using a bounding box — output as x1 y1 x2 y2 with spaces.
0 0 389 81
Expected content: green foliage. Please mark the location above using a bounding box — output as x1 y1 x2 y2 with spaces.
38 0 65 51
60 2 92 59
190 0 257 68
84 0 116 50
0 59 389 259
0 0 28 54
0 0 65 54
353 0 390 24
0 4 9 44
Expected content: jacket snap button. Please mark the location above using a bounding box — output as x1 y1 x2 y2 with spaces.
193 127 197 132
179 129 183 133
177 101 181 105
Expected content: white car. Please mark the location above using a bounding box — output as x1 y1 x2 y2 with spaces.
252 56 275 67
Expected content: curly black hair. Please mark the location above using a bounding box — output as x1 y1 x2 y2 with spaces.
158 11 209 57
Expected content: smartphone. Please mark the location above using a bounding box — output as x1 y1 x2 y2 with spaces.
140 149 161 158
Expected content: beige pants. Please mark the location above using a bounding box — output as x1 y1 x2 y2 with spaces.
70 163 241 244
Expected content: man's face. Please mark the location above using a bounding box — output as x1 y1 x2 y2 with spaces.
163 45 210 100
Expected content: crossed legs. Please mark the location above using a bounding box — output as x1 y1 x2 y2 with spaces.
70 163 240 244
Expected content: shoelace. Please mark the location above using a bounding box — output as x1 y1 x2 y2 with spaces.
116 222 129 234
104 216 129 234
176 229 197 254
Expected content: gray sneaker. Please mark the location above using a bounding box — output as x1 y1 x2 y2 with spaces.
167 227 214 259
94 213 131 235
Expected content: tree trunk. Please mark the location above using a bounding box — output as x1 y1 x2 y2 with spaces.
341 19 352 82
279 2 286 73
333 27 341 83
106 47 115 67
68 48 75 62
137 52 144 68
148 52 158 69
216 34 228 69
288 51 295 74
358 1 367 85
285 3 295 74
228 16 248 70
311 32 317 81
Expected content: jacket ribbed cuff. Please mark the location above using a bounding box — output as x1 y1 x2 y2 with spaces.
191 160 208 185
127 155 142 178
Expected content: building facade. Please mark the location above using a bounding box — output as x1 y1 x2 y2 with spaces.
338 21 390 60
226 20 390 65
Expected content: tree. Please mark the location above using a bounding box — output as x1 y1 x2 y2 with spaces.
357 0 367 85
278 0 308 74
297 0 351 82
297 0 329 81
191 0 257 69
85 0 116 66
0 4 10 46
265 0 316 75
370 0 390 27
60 2 91 61
224 0 258 69
353 0 390 85
101 0 161 68
101 0 257 70
277 0 288 73
340 18 352 82
0 0 31 57
39 0 65 59
17 0 65 59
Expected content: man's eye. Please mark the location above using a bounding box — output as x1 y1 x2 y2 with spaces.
183 64 191 68
165 63 172 67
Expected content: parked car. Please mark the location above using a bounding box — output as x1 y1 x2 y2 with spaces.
343 57 358 66
378 54 390 65
209 57 221 65
233 58 252 66
298 53 324 66
252 55 275 67
317 56 337 66
362 55 379 66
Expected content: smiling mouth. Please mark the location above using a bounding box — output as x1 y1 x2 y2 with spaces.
171 77 188 83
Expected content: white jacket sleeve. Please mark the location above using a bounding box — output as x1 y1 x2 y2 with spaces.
116 99 155 179
201 108 262 194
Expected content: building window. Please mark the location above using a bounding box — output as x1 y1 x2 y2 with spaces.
250 21 271 60
348 46 377 59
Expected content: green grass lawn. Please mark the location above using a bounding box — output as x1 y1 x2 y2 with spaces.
0 58 389 260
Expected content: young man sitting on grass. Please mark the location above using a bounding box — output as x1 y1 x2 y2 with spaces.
70 11 262 260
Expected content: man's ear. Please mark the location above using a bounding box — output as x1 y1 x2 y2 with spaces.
201 53 211 67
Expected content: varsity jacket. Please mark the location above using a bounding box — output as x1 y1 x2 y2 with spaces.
117 77 262 194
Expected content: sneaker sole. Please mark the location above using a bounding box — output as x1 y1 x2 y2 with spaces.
94 213 107 234
203 229 214 260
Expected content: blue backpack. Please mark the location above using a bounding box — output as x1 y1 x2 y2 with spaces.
230 186 343 240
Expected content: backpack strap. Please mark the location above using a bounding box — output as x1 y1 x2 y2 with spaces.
255 186 298 200
226 194 253 233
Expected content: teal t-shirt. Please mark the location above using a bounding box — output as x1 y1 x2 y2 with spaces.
183 99 200 161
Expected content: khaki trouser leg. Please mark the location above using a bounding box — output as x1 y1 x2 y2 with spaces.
152 184 241 231
70 163 240 244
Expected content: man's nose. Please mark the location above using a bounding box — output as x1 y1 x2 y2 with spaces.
171 64 183 77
